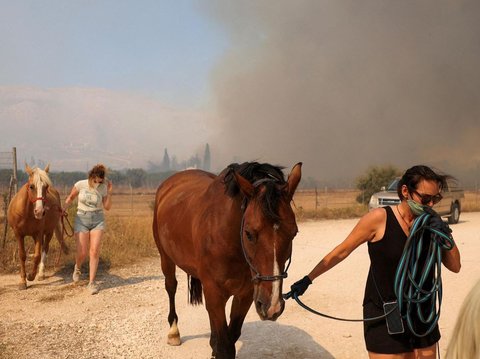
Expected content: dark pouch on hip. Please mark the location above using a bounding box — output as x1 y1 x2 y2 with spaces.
383 301 404 335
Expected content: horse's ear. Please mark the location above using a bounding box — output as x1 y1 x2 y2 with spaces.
286 162 302 199
234 172 254 198
44 164 50 173
25 163 33 176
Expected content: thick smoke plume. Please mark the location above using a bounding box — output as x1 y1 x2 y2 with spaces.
204 1 480 186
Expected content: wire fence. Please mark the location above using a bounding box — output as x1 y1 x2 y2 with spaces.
1 148 17 248
54 187 364 218
2 179 480 227
59 187 479 218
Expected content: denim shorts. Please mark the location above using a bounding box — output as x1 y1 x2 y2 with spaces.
74 210 106 233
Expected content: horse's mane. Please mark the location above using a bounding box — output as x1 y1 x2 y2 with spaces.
31 168 53 187
222 162 286 220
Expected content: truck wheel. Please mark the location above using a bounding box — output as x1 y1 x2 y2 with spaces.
448 203 460 224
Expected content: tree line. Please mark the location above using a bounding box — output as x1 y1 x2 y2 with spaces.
0 144 213 191
0 168 178 190
147 144 211 172
1 161 401 202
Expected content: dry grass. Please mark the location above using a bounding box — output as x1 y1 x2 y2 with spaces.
0 210 157 274
295 205 368 221
107 191 155 217
293 189 367 220
1 189 479 274
462 191 480 212
101 214 156 266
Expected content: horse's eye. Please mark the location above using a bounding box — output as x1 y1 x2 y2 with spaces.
29 184 35 190
245 230 255 242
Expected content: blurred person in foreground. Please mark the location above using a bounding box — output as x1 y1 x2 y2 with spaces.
63 163 113 294
445 278 480 359
289 165 461 359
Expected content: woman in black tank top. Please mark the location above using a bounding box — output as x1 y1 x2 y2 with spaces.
289 165 461 359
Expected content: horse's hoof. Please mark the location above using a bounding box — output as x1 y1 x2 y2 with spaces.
167 334 181 346
27 274 36 281
18 282 27 290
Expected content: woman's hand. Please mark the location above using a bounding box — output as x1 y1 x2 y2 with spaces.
103 180 113 211
289 276 312 297
106 179 113 195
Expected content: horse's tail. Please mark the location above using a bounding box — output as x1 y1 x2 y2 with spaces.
188 276 203 306
152 211 162 254
152 189 162 250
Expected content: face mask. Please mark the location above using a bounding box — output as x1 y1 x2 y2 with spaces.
407 199 426 216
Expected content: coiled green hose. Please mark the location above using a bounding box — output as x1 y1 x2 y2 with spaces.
394 211 455 337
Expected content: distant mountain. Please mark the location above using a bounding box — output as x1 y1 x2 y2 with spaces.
1 86 215 171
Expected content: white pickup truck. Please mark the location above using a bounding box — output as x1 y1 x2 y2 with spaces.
368 178 464 224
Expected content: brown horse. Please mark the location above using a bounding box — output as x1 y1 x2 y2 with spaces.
7 164 68 289
153 161 302 359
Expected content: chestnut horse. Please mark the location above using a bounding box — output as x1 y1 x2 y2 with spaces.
7 165 68 289
153 161 302 359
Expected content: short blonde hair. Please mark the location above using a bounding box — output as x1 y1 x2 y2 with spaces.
445 279 480 359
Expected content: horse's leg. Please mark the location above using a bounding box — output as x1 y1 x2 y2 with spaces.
27 233 42 281
16 233 27 290
38 232 53 281
228 290 254 345
159 251 181 346
204 287 234 359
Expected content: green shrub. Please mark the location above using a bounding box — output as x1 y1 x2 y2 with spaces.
355 165 401 204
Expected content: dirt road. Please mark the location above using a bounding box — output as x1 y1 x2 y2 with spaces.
1 213 479 359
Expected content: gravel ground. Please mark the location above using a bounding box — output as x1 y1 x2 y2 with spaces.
1 213 479 359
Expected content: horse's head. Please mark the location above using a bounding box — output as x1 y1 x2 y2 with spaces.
234 162 302 321
25 164 52 219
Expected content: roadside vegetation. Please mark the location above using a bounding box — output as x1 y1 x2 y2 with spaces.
294 204 368 221
355 165 402 204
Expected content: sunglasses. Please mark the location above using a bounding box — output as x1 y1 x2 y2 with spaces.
410 189 443 205
94 178 104 184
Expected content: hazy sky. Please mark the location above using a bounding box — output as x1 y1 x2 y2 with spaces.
2 1 480 186
0 0 226 108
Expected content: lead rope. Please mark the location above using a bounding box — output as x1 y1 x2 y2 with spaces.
51 204 74 269
54 214 72 269
286 291 395 322
284 265 395 322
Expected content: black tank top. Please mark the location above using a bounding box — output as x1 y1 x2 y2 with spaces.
363 206 407 307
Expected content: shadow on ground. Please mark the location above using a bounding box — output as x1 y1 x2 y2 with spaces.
171 321 333 359
49 259 163 291
236 321 334 358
